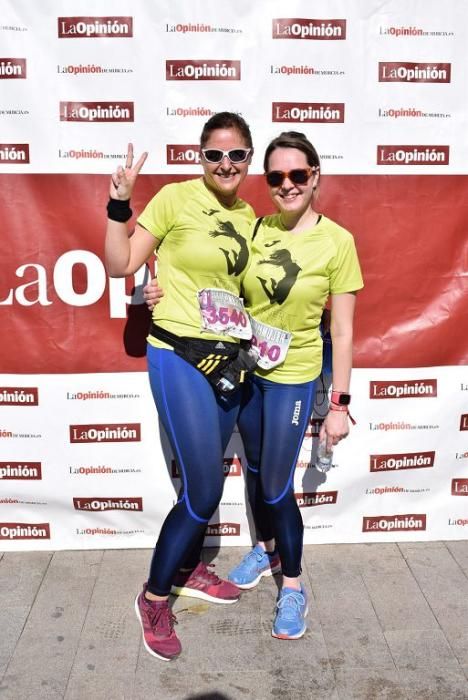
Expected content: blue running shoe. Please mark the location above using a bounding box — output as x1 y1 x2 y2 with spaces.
228 544 281 589
272 586 308 640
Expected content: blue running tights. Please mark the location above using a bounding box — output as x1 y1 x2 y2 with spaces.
146 346 240 596
237 374 316 578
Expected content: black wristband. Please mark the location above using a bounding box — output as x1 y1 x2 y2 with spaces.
107 198 132 223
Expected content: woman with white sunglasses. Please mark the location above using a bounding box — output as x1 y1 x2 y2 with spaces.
105 112 256 661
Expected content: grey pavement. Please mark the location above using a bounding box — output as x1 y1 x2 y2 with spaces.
1 542 468 700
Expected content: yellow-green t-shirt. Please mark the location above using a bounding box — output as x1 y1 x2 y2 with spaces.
243 213 364 384
137 178 255 346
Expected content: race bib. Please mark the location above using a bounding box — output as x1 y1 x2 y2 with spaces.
250 316 292 370
197 288 252 340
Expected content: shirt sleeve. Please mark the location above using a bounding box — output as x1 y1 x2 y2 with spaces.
328 232 364 294
136 184 178 242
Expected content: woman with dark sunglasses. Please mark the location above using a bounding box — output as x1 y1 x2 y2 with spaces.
226 131 363 640
105 112 256 661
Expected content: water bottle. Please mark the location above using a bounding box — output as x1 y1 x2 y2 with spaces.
315 439 333 473
215 346 259 393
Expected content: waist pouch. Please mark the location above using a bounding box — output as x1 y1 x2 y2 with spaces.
149 323 258 395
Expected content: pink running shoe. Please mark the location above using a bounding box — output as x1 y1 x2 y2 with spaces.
135 585 181 661
171 561 241 604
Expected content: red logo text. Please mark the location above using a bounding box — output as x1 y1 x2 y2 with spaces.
273 101 344 123
370 451 435 472
58 17 133 38
0 387 38 406
0 522 50 540
166 145 200 164
295 491 338 507
377 146 449 165
370 379 437 398
166 60 240 81
60 102 134 122
73 497 143 511
272 18 346 40
70 424 141 443
363 514 426 532
0 58 26 78
0 144 30 163
379 62 451 83
205 522 240 536
452 479 468 496
0 462 42 480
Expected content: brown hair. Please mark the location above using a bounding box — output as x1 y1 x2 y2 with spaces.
200 112 253 149
263 131 320 172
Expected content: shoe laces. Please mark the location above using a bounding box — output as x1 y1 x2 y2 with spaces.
242 547 265 567
147 600 177 634
196 562 222 585
276 590 305 620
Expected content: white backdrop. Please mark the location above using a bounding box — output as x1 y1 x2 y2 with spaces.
1 367 467 550
0 0 467 550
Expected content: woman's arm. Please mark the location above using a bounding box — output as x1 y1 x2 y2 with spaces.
104 143 159 277
105 221 158 278
319 292 357 450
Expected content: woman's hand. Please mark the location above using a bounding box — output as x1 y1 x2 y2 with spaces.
143 277 164 310
319 409 349 453
110 143 148 200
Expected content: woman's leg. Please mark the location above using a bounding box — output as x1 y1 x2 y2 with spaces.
257 377 316 640
139 346 234 661
227 377 280 589
258 377 316 581
237 377 275 543
176 373 241 572
146 346 240 596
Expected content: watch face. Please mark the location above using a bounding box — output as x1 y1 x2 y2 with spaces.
332 391 351 405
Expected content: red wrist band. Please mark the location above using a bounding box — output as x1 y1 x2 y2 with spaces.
329 403 356 425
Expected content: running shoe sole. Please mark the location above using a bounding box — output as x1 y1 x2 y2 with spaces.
134 595 179 661
170 584 239 604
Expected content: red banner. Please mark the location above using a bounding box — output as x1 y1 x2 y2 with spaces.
2 173 467 373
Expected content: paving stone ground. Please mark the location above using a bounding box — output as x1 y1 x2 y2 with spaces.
1 542 467 700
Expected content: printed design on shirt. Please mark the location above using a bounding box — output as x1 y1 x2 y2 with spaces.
256 249 302 304
203 208 220 216
209 220 249 276
265 240 281 247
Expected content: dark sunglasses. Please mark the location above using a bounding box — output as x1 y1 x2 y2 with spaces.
201 148 252 164
265 168 316 187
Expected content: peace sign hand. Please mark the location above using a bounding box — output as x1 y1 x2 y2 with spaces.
110 143 148 200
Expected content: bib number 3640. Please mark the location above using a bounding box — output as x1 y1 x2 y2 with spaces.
197 288 252 340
